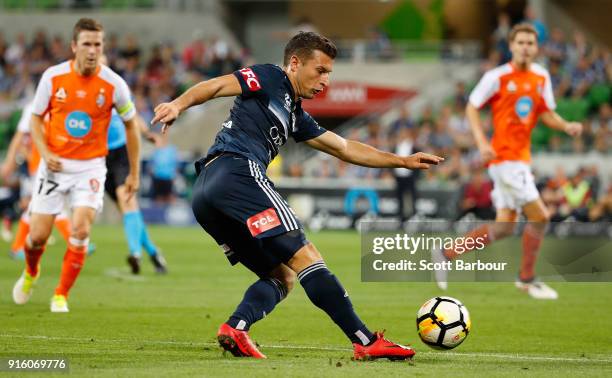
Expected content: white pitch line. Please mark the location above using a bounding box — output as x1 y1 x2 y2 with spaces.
1 334 611 364
103 267 147 282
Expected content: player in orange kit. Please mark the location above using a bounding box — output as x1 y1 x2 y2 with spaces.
1 102 73 260
433 23 582 299
12 18 141 312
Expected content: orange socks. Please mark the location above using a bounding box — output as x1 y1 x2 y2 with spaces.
444 224 494 260
11 218 30 252
519 224 545 282
54 238 87 298
53 217 72 242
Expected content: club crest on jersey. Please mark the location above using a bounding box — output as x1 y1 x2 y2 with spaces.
506 80 517 92
96 88 106 107
55 87 67 101
239 68 261 91
284 93 292 112
247 208 281 236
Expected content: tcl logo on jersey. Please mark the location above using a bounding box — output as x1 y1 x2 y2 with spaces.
239 68 261 91
247 208 281 236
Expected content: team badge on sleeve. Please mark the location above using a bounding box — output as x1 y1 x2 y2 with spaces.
239 68 262 91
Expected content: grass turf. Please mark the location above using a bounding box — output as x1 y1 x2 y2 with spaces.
1 226 611 377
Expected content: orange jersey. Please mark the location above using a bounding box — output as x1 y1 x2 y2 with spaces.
469 62 556 165
31 60 135 160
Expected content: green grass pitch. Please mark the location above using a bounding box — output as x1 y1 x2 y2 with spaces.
1 226 611 377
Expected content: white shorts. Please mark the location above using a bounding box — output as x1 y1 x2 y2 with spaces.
487 161 540 211
30 157 107 215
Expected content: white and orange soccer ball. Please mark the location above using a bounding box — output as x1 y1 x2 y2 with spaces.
416 296 471 349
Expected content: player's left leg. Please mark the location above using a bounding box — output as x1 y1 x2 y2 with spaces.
115 184 166 274
287 242 415 360
516 198 557 299
52 206 96 312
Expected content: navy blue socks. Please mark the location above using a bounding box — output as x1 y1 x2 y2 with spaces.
298 261 374 345
227 278 287 330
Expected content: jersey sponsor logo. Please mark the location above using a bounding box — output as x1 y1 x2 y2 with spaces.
239 68 261 91
515 96 534 119
55 87 67 102
247 208 281 236
76 89 87 98
269 125 284 147
65 111 93 138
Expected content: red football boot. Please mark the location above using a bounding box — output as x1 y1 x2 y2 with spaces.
217 323 267 359
353 331 416 361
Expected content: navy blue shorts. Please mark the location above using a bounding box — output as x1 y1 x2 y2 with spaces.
192 153 307 276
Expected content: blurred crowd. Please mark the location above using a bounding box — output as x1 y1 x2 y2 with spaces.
0 28 246 136
294 11 611 222
0 14 610 226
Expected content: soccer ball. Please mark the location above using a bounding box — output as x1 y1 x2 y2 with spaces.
416 296 471 349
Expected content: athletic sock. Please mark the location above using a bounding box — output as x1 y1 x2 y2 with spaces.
24 235 45 277
53 217 72 243
227 278 287 331
138 211 158 256
298 261 374 346
55 238 88 298
445 224 495 260
123 211 142 257
519 223 545 282
11 217 30 252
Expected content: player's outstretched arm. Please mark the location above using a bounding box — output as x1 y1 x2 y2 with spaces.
123 116 142 198
0 130 25 180
305 130 443 170
151 74 242 133
540 111 582 137
466 103 496 162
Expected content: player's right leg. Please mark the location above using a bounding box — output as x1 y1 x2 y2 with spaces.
13 212 55 304
516 198 557 299
432 209 517 290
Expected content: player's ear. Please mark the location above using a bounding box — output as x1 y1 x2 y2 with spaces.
289 55 300 72
71 40 77 54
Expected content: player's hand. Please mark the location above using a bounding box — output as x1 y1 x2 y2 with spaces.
0 162 14 182
151 101 180 134
402 152 444 170
477 143 496 163
144 131 162 145
43 152 63 172
124 173 140 201
564 122 582 137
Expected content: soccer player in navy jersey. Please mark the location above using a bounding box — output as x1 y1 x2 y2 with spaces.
152 32 443 360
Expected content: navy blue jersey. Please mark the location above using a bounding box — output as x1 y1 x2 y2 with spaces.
205 64 326 168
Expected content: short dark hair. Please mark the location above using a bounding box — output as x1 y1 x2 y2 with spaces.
283 31 337 66
508 22 538 43
73 18 104 42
